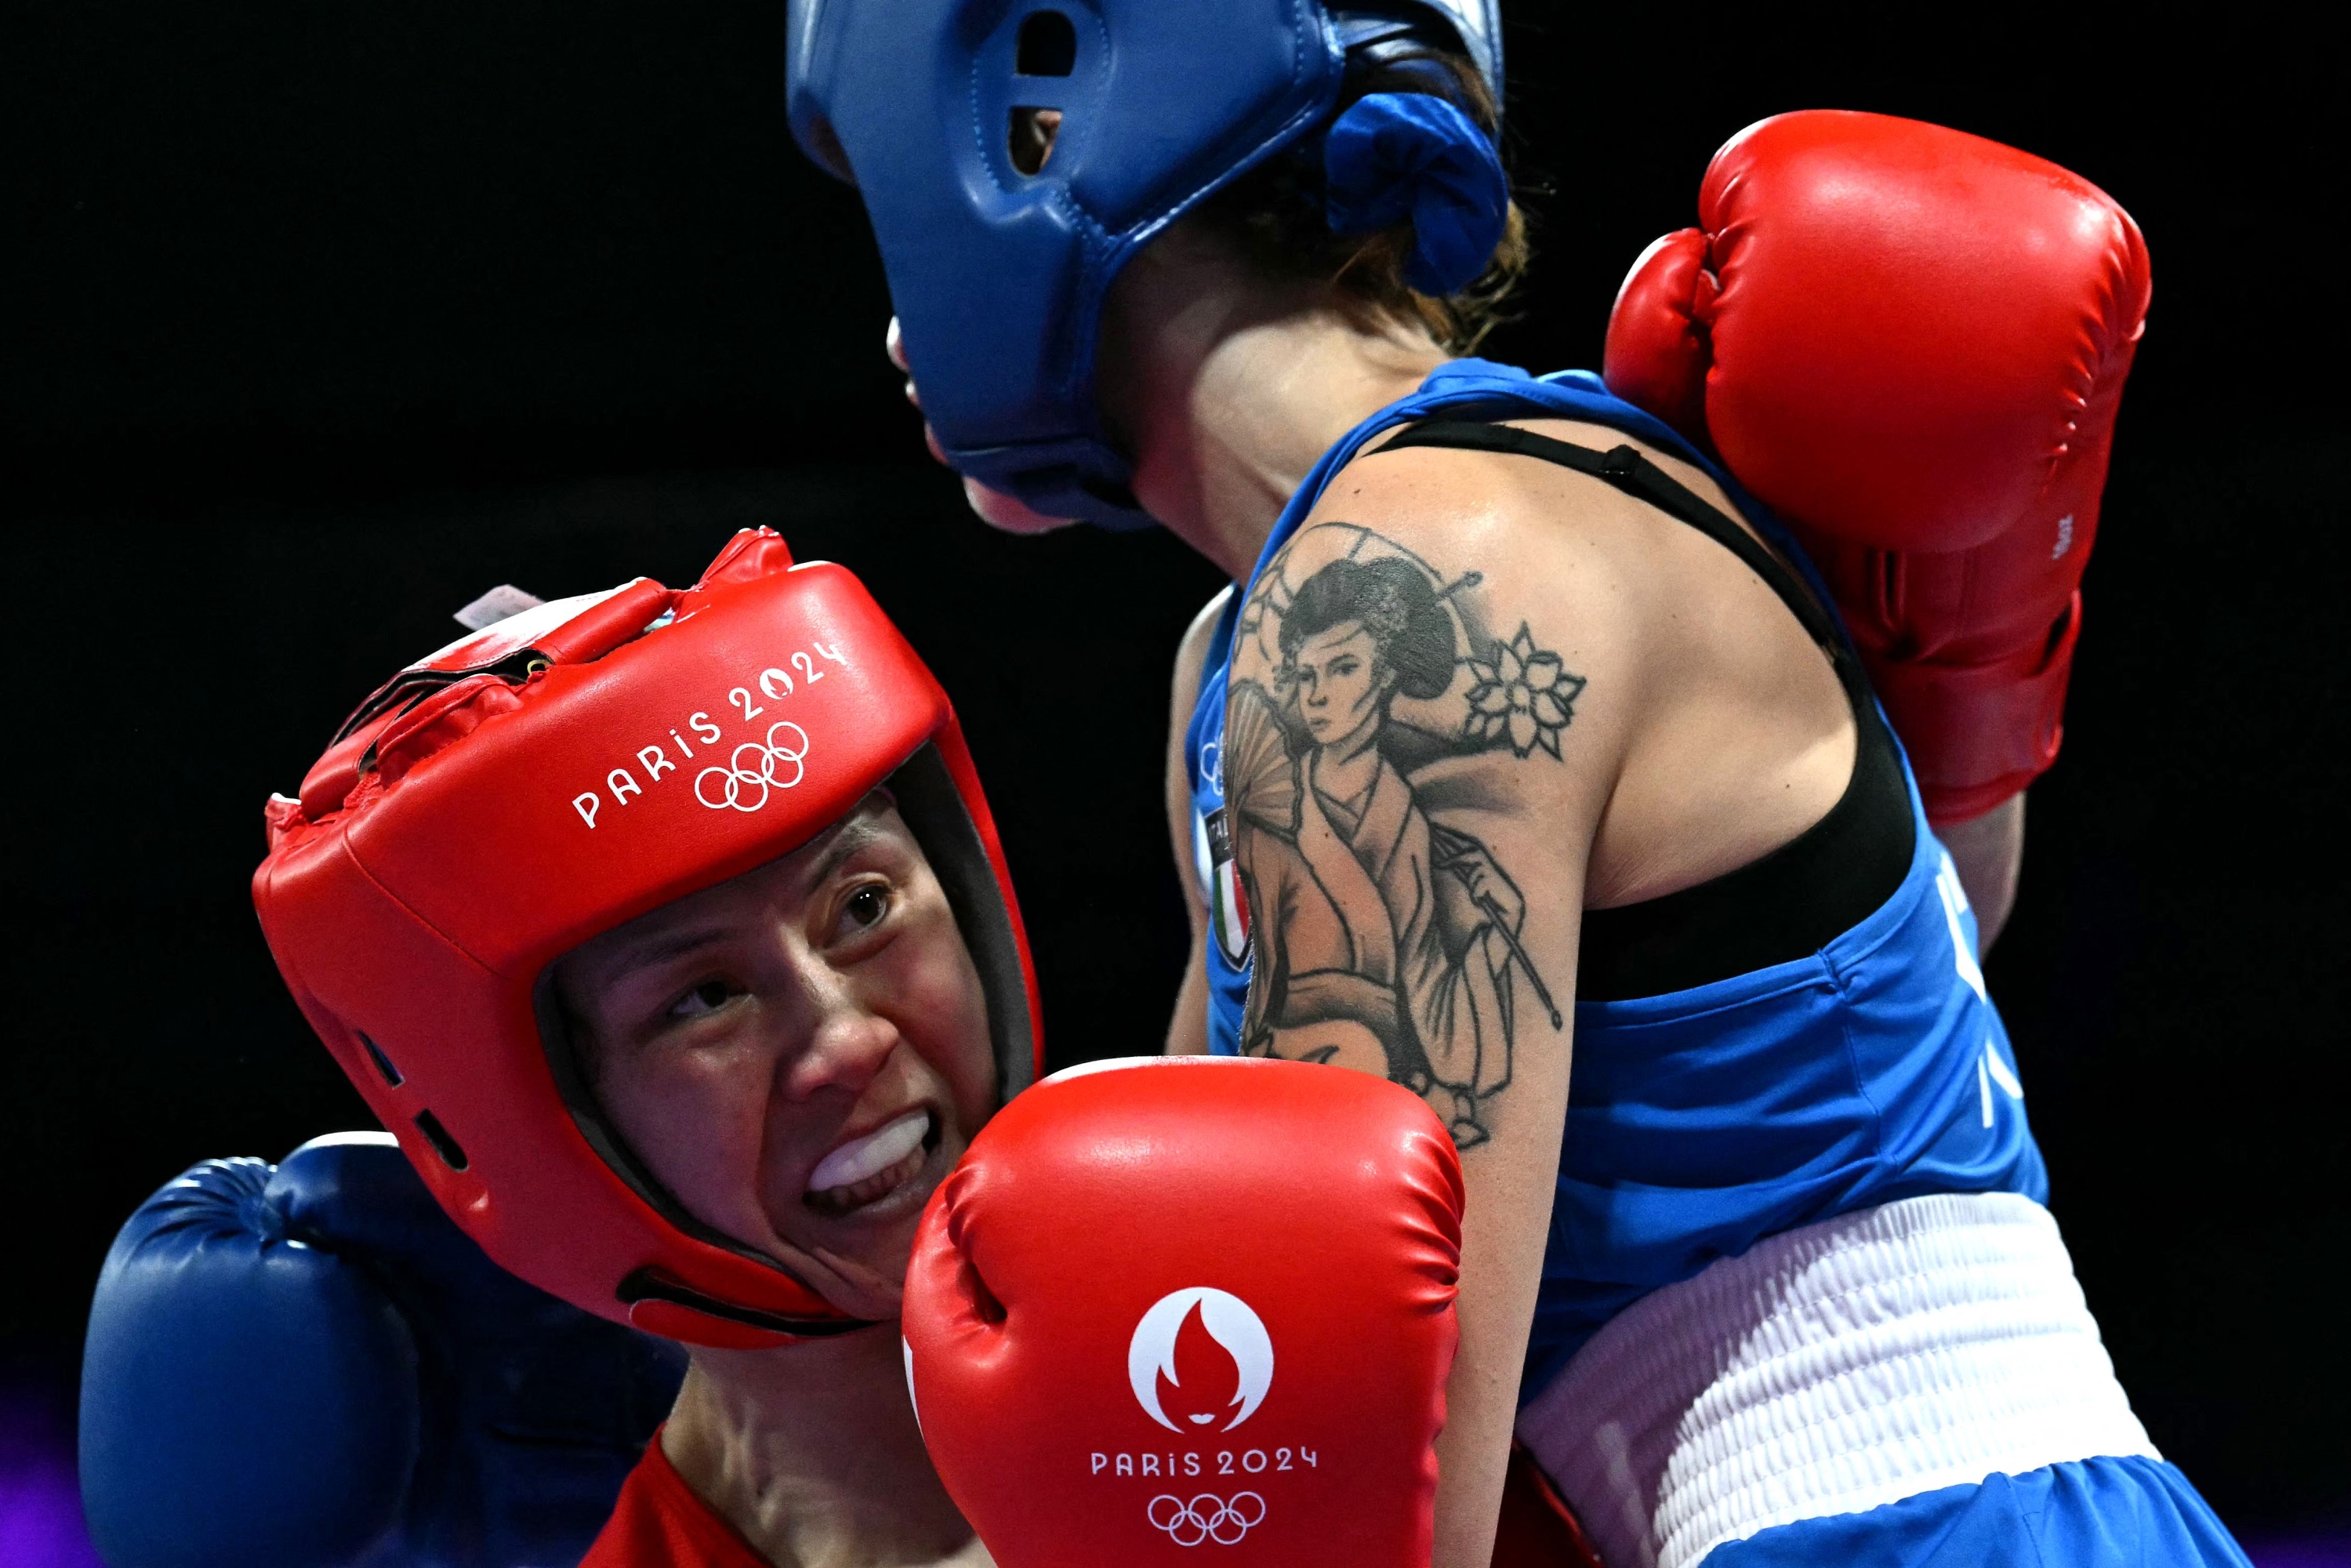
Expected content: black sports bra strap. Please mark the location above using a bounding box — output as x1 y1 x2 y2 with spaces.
1374 419 1853 674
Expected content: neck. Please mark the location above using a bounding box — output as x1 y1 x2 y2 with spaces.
662 1327 981 1567
1100 227 1450 580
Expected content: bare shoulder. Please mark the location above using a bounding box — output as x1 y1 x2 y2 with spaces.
1347 415 1743 517
1306 416 1740 608
1253 415 1798 757
1228 426 1659 800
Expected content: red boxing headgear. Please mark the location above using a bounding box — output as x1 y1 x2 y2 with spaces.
253 529 1042 1347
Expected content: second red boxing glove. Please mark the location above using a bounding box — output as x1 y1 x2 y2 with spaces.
903 1056 1463 1568
1605 110 2151 824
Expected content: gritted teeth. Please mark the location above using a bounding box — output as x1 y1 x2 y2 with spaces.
808 1109 931 1196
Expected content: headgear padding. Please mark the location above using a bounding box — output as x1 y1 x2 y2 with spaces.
254 528 1041 1346
785 0 1503 527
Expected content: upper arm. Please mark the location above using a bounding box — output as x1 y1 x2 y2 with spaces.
1221 448 1640 1105
1163 587 1232 1054
1219 447 1647 1566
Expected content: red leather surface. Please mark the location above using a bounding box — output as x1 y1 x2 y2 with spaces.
342 564 946 975
1602 227 1714 449
904 1057 1463 1567
1603 110 2150 822
253 529 1043 1344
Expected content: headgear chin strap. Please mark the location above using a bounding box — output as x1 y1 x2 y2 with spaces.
254 529 1043 1348
787 0 1504 530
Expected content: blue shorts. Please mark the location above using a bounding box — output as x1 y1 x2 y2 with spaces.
1706 1456 2249 1568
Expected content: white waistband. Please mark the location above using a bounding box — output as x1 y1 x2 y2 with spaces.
1515 1192 2157 1568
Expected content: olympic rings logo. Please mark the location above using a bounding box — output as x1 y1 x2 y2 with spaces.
1147 1492 1266 1547
695 721 811 812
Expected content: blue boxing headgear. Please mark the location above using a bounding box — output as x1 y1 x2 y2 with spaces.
787 1 1504 528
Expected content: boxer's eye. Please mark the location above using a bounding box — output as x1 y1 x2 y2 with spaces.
841 884 892 932
666 978 739 1021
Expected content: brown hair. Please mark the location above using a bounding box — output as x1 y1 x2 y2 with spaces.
1189 45 1530 353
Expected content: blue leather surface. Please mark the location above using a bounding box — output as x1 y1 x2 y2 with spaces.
81 1135 687 1568
785 0 1500 524
1708 1455 2251 1568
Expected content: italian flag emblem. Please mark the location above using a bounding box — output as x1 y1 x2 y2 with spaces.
1204 806 1251 967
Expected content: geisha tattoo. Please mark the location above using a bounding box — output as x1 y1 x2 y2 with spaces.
1217 522 1584 1149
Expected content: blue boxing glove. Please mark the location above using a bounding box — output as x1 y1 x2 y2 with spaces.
80 1132 688 1568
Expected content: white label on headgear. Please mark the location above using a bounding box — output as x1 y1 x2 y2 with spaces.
452 583 546 632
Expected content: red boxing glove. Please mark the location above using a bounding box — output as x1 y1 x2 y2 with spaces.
903 1057 1462 1567
1605 110 2151 823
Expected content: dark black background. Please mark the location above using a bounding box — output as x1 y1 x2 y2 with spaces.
5 0 2344 1544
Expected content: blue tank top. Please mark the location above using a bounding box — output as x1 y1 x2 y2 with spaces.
1185 360 2048 1399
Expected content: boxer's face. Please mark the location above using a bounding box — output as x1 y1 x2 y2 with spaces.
551 796 995 1310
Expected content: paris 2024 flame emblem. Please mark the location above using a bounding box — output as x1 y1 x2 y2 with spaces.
1126 1289 1280 1546
1128 1287 1274 1434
